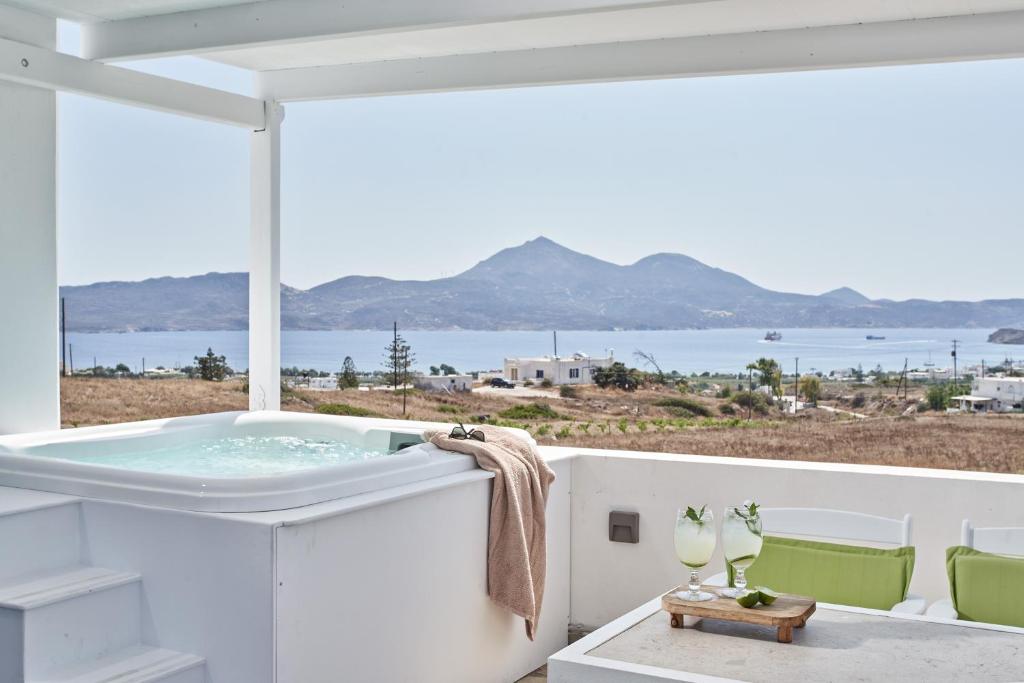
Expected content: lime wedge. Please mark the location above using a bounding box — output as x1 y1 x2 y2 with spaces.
736 592 760 608
757 587 779 605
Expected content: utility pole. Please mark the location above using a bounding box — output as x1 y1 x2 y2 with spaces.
747 367 753 421
553 330 558 358
952 339 960 392
794 357 799 414
981 359 986 379
897 358 909 400
68 344 73 375
392 322 398 392
60 297 67 377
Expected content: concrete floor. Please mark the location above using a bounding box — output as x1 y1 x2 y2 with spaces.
516 664 547 682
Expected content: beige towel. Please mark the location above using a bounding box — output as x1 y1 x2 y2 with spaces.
426 425 555 640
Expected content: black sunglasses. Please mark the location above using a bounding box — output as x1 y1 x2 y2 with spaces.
450 422 486 442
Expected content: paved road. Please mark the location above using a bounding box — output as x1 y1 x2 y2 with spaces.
473 386 564 399
817 404 869 419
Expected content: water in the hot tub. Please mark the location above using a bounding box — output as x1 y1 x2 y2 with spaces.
42 436 390 477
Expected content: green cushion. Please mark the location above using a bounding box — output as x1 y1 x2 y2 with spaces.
946 545 1024 627
727 535 915 610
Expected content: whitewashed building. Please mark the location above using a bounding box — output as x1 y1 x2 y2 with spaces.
952 377 1024 413
504 353 614 385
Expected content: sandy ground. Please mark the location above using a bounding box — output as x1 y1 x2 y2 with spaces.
59 377 1024 474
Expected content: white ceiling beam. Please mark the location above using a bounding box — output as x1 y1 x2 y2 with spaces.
0 37 265 128
257 10 1024 102
80 0 703 62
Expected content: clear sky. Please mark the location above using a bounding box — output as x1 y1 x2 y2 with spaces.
57 23 1023 301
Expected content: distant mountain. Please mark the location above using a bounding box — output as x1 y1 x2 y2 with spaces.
989 328 1024 345
60 237 1024 332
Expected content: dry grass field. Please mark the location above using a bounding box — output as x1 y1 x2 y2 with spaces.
59 377 1024 474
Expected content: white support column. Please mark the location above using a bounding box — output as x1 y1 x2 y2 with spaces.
248 102 284 411
0 7 58 435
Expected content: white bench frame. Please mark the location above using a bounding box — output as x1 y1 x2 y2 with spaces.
926 519 1024 620
706 507 924 614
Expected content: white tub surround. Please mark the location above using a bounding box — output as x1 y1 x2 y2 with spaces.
0 447 574 683
0 412 479 512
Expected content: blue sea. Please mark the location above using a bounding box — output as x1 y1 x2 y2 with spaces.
63 328 1016 375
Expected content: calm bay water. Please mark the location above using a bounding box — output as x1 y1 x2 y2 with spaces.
64 328 1015 375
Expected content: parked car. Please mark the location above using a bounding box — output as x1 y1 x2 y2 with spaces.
489 378 516 389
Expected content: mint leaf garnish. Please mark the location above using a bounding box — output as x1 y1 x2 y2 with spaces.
685 505 708 525
733 501 762 536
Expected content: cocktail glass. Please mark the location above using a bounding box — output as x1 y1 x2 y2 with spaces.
720 503 763 597
674 507 717 602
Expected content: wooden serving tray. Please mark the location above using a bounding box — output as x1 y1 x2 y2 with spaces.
662 586 815 643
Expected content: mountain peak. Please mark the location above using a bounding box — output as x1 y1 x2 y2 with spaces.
456 236 615 283
821 287 871 305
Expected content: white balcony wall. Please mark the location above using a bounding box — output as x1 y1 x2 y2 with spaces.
274 457 572 682
562 447 1024 628
0 7 58 434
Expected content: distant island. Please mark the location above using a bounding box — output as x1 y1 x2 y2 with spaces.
59 237 1024 333
989 328 1024 345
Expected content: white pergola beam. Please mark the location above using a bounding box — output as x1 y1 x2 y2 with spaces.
0 36 265 129
80 0 699 62
258 10 1024 101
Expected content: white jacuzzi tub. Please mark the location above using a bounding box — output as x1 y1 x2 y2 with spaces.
0 411 484 512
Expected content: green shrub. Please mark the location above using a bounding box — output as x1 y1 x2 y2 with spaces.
317 403 378 417
540 378 554 388
556 426 572 438
593 362 642 391
719 403 736 415
535 424 552 436
559 385 579 398
851 392 867 409
637 420 648 432
654 397 713 418
925 383 963 411
617 418 629 434
436 404 461 414
730 391 771 415
800 375 822 404
578 422 591 434
523 379 534 387
499 402 563 420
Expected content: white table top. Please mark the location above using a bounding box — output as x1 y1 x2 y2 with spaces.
549 595 1024 683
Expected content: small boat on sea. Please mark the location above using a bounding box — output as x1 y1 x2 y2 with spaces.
764 331 782 342
866 334 886 340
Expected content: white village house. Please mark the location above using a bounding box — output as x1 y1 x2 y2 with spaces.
951 377 1024 414
504 353 614 385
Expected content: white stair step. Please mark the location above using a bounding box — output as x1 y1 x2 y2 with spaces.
32 645 205 683
0 566 140 610
0 567 144 679
0 501 81 583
